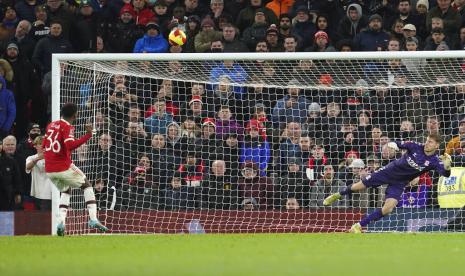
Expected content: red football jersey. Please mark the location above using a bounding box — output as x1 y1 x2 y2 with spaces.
43 119 91 173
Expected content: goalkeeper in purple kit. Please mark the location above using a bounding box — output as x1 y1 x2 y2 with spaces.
323 133 452 233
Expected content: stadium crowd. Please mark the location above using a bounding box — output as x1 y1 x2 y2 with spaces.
2 0 465 212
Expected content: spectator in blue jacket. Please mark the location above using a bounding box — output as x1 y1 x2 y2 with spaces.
133 22 169 53
209 60 248 97
272 79 308 130
144 98 173 135
353 14 390 51
240 119 270 176
0 76 16 139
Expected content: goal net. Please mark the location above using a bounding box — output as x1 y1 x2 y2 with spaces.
52 51 465 234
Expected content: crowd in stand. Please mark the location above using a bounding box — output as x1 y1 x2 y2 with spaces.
3 0 465 212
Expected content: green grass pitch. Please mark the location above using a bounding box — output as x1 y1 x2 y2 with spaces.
1 234 465 276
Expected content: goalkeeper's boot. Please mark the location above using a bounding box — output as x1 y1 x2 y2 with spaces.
88 219 109 232
323 192 342 206
349 223 363 234
56 222 65 237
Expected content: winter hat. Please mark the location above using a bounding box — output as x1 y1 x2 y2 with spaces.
80 0 92 8
416 0 429 11
308 102 321 113
266 24 279 36
241 160 258 171
202 117 216 128
27 123 41 133
288 157 302 166
189 95 203 105
201 17 215 28
349 158 365 168
345 150 360 159
6 42 19 51
368 14 382 23
319 74 333 85
314 31 328 41
295 6 309 14
146 22 160 32
406 36 419 45
355 79 368 87
187 15 201 23
120 5 136 17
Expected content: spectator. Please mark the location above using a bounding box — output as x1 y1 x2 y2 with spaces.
208 75 241 120
283 35 297 52
292 6 316 49
45 0 75 39
4 42 39 140
401 87 434 130
426 0 461 39
133 22 169 53
310 164 346 208
32 21 73 75
117 121 149 176
209 58 248 97
165 121 187 166
215 132 240 178
0 75 15 139
337 3 367 41
194 17 222 53
398 118 419 142
122 153 157 210
389 22 404 47
236 0 277 32
242 8 270 51
30 5 50 42
315 13 337 42
101 4 141 53
278 121 302 175
424 27 450 50
265 24 283 51
386 0 425 38
183 15 201 52
152 1 170 29
272 79 308 129
88 133 122 185
216 105 244 141
306 143 329 182
278 157 311 209
178 149 205 187
25 135 52 210
15 0 45 23
182 95 208 125
126 0 155 26
237 160 273 209
222 23 248 52
72 0 100 53
446 117 465 155
183 0 207 18
161 171 197 210
15 122 41 197
150 133 175 190
306 30 335 52
195 118 221 168
202 159 238 209
180 118 200 143
208 0 230 28
240 119 271 176
144 98 174 135
353 14 390 51
0 139 22 211
11 20 35 60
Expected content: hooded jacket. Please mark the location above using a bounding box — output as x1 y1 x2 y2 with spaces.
133 33 169 53
337 4 367 40
0 76 16 132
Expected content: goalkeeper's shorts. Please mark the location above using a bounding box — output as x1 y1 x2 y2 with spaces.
47 164 86 192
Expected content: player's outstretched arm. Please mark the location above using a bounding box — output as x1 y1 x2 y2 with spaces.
64 124 94 151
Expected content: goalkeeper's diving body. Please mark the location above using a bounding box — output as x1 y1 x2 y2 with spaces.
323 133 451 233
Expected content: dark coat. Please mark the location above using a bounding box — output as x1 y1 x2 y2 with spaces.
0 153 22 210
32 34 73 74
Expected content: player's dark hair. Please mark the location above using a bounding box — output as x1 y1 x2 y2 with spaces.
428 133 442 144
61 103 78 119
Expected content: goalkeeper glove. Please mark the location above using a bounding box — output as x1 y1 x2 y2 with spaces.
440 153 452 170
387 142 399 151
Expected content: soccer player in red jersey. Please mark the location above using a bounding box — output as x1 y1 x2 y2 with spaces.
43 103 108 236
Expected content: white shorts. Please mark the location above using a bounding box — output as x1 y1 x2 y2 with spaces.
46 164 86 192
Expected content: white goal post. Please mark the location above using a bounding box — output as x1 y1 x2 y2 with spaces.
51 51 465 235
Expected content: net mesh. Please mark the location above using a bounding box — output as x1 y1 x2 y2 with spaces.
57 53 465 234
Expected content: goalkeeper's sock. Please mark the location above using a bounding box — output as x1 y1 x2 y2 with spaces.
59 192 70 224
83 187 98 221
339 184 353 197
360 208 384 227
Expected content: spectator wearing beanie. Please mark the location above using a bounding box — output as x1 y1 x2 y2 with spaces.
353 14 390 51
103 4 141 53
265 24 283 52
306 30 336 52
242 8 270 51
133 22 169 53
337 3 367 41
194 17 222 53
235 0 278 32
